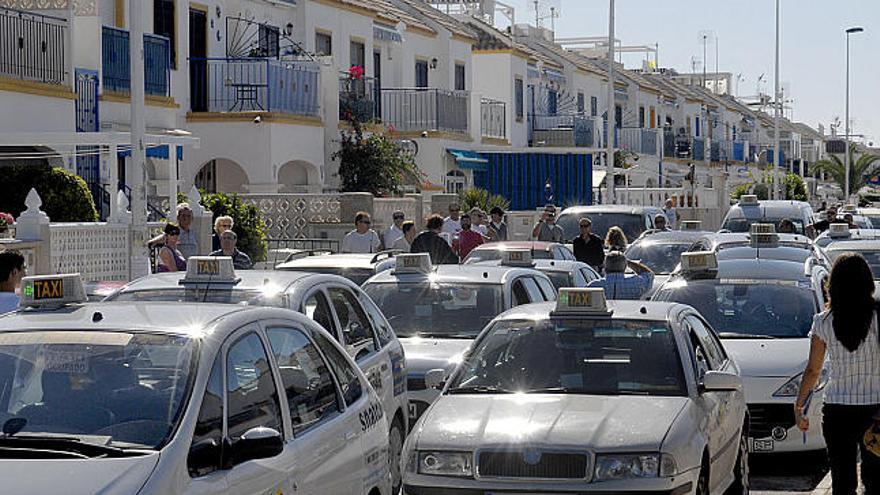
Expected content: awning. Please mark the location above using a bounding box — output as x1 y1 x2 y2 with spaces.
117 144 183 160
448 149 488 170
592 170 607 186
373 24 402 43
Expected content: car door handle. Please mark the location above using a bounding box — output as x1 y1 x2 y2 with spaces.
345 430 359 441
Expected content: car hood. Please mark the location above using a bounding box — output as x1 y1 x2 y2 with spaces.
400 337 472 375
415 395 687 452
645 275 670 299
0 452 160 494
722 339 809 377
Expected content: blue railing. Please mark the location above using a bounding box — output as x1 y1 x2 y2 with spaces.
733 141 745 162
191 58 320 116
102 26 171 96
693 137 705 161
640 129 657 155
1 7 68 84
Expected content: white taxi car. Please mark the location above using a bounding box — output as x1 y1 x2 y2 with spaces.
653 246 829 453
275 251 398 285
0 273 391 495
362 252 557 423
106 257 409 491
402 288 748 495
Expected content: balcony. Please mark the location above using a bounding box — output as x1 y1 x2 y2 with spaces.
663 129 707 161
480 98 506 141
379 88 469 135
102 26 170 97
191 58 320 116
339 76 377 123
532 114 599 147
0 7 67 85
619 128 659 155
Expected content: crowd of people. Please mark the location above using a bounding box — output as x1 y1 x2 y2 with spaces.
151 204 253 273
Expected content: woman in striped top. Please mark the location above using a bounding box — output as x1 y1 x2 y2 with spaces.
796 253 880 494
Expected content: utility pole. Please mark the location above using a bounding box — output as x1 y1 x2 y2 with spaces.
129 0 148 279
606 0 616 204
702 33 707 89
715 35 719 94
844 26 865 200
772 0 781 200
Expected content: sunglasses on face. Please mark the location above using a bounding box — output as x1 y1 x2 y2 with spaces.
168 232 180 236
393 216 404 220
359 220 372 225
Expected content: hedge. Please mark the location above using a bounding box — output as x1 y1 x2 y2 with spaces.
0 164 98 222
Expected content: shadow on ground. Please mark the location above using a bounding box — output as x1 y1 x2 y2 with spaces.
750 450 829 492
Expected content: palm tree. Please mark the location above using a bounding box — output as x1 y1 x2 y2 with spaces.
812 143 880 195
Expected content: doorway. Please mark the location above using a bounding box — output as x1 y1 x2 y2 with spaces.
189 7 208 112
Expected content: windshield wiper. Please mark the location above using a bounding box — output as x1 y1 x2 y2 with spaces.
0 435 140 458
524 387 587 394
718 332 778 339
447 385 514 394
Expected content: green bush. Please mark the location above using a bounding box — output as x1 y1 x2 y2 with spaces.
197 192 268 262
459 188 510 213
782 173 807 201
0 164 98 222
333 121 422 196
730 183 752 201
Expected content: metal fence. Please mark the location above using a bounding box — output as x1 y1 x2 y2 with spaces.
339 76 377 122
380 88 469 134
0 6 67 84
191 58 320 115
102 26 170 96
480 98 506 140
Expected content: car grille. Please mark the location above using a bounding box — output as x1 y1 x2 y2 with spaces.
748 404 796 438
407 377 427 391
477 450 589 479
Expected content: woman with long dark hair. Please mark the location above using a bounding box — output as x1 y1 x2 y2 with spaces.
796 253 880 494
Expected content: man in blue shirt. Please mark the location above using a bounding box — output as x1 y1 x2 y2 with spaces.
587 251 654 300
0 251 25 313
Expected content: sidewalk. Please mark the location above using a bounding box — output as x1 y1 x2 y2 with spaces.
811 472 832 495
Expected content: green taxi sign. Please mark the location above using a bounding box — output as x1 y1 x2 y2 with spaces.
20 273 87 307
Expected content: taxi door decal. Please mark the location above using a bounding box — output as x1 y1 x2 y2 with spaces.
389 350 406 396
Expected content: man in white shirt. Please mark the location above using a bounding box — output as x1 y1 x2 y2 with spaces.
441 203 462 244
342 211 381 253
391 221 417 251
383 210 405 249
470 207 489 236
0 251 25 314
662 198 677 230
176 203 199 259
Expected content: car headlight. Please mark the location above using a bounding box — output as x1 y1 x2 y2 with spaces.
772 369 829 397
594 453 676 481
417 451 473 478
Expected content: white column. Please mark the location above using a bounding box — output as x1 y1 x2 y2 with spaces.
129 0 149 279
772 0 781 200
605 0 616 204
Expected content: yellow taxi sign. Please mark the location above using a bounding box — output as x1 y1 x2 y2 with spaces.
555 288 609 314
500 249 534 267
828 223 851 238
739 195 759 206
749 223 776 235
680 251 718 272
182 256 238 283
21 273 87 307
393 253 432 274
680 220 702 231
749 232 779 247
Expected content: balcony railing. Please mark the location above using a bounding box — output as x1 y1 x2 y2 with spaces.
693 137 705 161
663 130 708 161
380 88 469 134
619 128 659 155
481 98 506 140
0 7 67 84
339 76 377 122
532 114 599 147
191 58 320 116
102 26 170 96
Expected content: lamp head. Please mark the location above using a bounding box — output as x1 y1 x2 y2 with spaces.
846 27 864 34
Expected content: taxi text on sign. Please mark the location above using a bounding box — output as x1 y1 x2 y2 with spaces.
31 278 64 300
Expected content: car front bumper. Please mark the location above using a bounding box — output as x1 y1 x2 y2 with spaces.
743 376 826 453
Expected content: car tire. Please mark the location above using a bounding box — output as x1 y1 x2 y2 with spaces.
390 418 404 495
725 429 750 495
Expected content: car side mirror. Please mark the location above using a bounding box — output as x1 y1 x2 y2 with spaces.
231 426 284 465
424 368 447 389
187 438 222 474
700 371 742 393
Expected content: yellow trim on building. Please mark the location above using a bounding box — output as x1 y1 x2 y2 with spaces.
481 137 510 146
473 48 514 55
115 0 125 27
451 33 478 45
406 25 438 38
391 130 473 142
101 91 180 108
189 1 208 13
0 77 76 100
311 0 378 19
186 112 324 127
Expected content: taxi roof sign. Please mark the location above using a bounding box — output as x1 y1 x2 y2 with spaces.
680 251 718 272
500 249 534 267
680 220 702 231
828 223 851 238
739 195 759 206
749 232 780 247
181 256 240 284
841 204 857 213
749 223 776 235
21 273 87 307
554 288 610 315
393 253 432 274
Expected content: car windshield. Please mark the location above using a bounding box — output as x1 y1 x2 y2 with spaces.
108 287 286 307
362 282 503 338
557 212 647 241
723 217 805 235
447 319 686 396
464 248 554 264
654 279 817 338
626 242 690 274
716 246 811 263
0 331 195 451
826 249 880 279
282 267 375 286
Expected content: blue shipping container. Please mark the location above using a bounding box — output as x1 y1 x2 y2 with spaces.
472 152 593 210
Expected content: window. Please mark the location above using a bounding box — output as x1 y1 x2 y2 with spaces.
258 24 280 58
686 315 726 369
695 117 701 137
455 63 466 91
312 330 363 406
514 78 524 120
535 277 557 301
590 96 598 117
226 332 283 445
303 291 335 335
266 328 341 435
577 92 585 114
512 280 531 306
581 267 599 284
153 0 177 68
521 278 545 302
547 90 558 116
360 294 395 348
649 107 656 129
614 105 623 128
315 31 332 56
639 106 645 128
415 60 429 88
188 355 223 477
350 40 365 68
328 288 377 356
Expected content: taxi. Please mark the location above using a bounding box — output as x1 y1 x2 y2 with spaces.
721 195 815 238
106 257 409 491
275 251 398 285
402 288 747 495
689 225 829 267
653 247 829 454
462 241 575 264
0 274 392 495
361 252 557 423
626 228 711 297
468 256 599 289
814 224 880 248
818 225 880 282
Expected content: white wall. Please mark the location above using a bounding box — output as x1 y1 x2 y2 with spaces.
0 92 75 133
471 52 528 147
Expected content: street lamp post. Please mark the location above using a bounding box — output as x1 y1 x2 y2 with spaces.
844 26 864 201
772 0 781 200
605 0 616 204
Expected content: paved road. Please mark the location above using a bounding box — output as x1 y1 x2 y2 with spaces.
751 451 829 494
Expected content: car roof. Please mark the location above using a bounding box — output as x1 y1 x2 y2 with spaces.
817 228 880 241
471 241 559 251
696 232 812 249
727 200 811 219
276 253 384 270
533 259 590 272
116 270 336 294
559 205 657 215
825 240 880 251
632 230 711 244
493 300 684 325
364 264 543 285
708 258 812 281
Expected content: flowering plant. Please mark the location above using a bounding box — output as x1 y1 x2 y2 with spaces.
0 212 14 231
348 65 365 80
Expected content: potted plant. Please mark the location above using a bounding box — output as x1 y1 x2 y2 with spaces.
0 212 14 237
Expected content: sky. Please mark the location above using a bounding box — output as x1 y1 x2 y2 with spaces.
499 0 879 145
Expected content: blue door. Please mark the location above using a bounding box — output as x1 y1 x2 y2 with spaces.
75 69 105 217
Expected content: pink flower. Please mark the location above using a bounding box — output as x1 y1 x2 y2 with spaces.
348 65 365 80
0 212 13 225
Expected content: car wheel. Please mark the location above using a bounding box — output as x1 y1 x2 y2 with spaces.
390 418 404 495
725 429 750 495
696 461 710 495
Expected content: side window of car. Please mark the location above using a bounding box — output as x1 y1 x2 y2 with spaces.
311 329 364 406
266 327 342 435
581 267 598 283
535 276 557 300
686 315 724 370
188 354 224 478
226 332 283 448
511 280 531 306
557 247 575 261
303 290 336 335
359 294 394 348
328 288 378 358
685 327 711 380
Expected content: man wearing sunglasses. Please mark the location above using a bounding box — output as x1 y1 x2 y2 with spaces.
383 210 406 250
342 211 381 253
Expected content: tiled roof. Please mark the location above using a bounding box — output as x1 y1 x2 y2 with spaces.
393 0 478 40
322 0 437 35
463 17 547 62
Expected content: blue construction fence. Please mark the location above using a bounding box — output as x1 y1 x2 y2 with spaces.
472 152 593 211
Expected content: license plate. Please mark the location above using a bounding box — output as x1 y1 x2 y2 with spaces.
408 401 429 422
751 439 774 452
